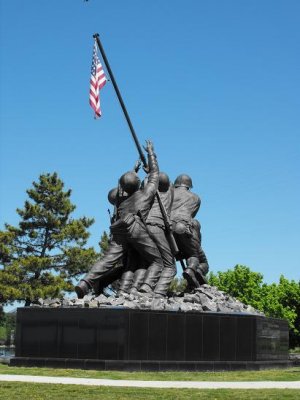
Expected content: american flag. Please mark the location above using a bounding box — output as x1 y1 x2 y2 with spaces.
89 41 107 118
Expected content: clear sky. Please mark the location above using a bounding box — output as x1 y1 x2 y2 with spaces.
0 0 299 285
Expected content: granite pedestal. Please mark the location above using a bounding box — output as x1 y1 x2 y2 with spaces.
11 307 290 371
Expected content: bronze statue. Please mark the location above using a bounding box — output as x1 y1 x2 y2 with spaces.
171 174 209 287
75 140 164 298
146 172 176 297
75 146 209 299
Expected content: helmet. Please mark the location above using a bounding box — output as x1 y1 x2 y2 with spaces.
158 172 170 192
107 187 118 205
119 171 141 194
174 174 193 189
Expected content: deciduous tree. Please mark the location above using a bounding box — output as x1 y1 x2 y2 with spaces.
208 265 300 347
208 265 264 309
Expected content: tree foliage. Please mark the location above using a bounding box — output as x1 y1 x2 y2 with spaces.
208 265 264 309
99 231 109 254
0 310 16 345
169 276 187 293
208 265 300 347
0 173 98 306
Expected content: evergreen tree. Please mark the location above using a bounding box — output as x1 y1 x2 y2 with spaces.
0 173 98 306
99 231 109 254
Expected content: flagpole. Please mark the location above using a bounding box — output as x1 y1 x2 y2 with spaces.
93 33 182 261
93 33 147 168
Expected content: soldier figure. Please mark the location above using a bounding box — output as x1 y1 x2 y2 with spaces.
146 172 176 297
114 172 176 297
171 174 209 288
75 141 164 298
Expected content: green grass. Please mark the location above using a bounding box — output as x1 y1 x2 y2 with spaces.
0 383 299 400
1 364 300 381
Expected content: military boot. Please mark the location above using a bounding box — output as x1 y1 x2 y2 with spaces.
75 280 90 299
195 267 208 285
183 256 201 288
183 268 201 288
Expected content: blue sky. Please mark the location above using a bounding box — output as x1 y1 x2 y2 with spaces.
0 0 299 285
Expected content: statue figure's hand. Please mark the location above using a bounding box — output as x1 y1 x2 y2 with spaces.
143 140 154 154
133 159 142 173
143 165 150 174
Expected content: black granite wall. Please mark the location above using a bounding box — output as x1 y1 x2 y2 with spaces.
14 308 288 365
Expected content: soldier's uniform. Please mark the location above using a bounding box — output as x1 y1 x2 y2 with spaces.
171 175 209 286
75 142 164 298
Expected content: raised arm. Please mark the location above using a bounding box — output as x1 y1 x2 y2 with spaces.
143 140 159 198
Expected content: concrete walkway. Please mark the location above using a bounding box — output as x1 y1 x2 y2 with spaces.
0 374 300 389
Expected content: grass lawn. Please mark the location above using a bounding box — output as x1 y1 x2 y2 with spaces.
0 364 299 381
0 382 299 400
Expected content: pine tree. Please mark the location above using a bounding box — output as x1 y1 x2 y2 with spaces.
99 231 109 254
0 173 98 306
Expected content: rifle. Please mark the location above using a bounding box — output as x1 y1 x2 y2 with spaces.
107 209 112 224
